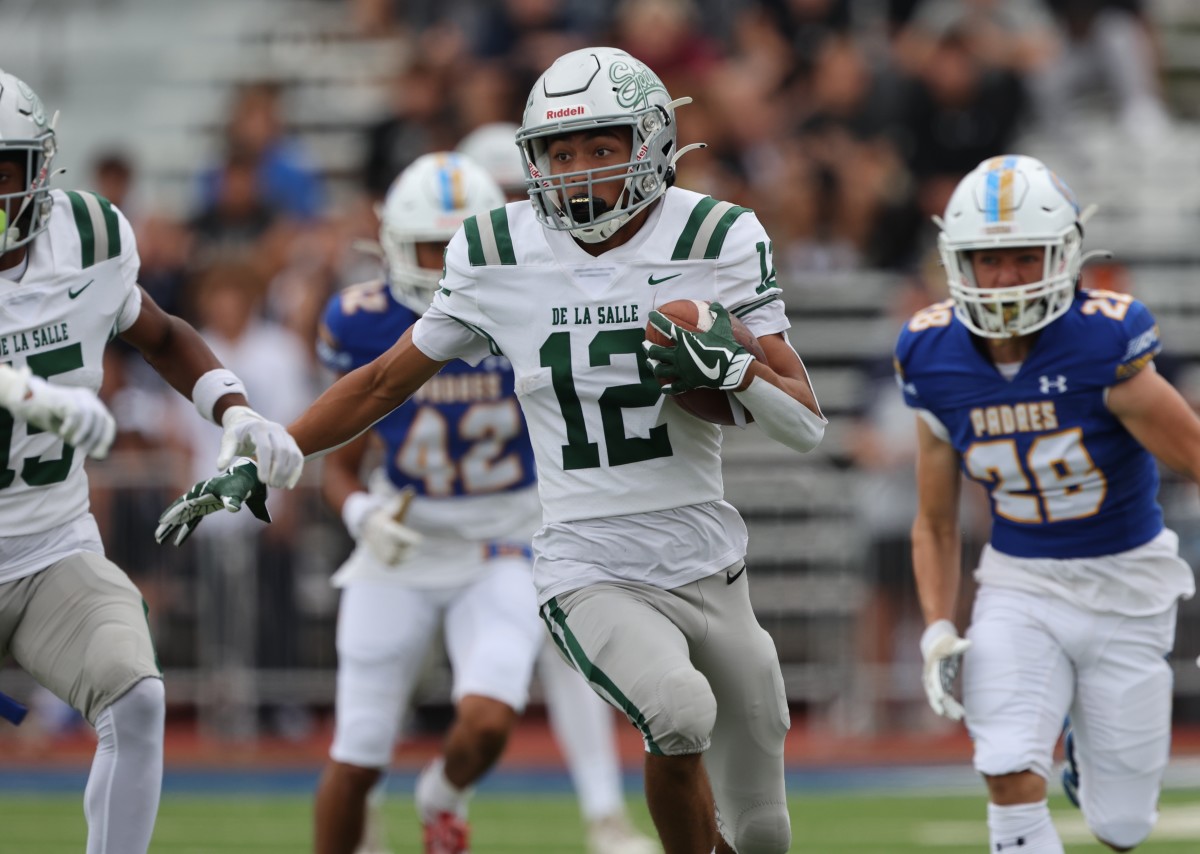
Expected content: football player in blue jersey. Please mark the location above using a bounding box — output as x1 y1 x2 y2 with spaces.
896 154 1200 853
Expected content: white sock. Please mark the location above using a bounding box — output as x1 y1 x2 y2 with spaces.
539 645 625 821
415 758 471 821
987 800 1064 853
83 678 165 854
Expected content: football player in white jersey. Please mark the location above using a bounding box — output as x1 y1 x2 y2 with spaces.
0 69 302 854
899 155 1200 852
311 153 548 854
165 47 825 854
457 121 660 854
314 150 656 854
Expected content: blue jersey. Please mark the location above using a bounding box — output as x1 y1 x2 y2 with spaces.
894 289 1164 559
317 279 537 499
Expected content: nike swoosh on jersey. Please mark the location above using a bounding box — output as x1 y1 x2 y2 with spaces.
647 273 681 286
68 280 94 299
726 564 746 584
680 334 723 381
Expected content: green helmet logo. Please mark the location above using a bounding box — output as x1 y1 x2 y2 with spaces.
15 79 46 127
608 60 666 112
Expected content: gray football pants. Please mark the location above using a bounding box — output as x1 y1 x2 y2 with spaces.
541 564 792 853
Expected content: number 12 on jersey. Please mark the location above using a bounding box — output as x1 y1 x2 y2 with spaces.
540 329 674 470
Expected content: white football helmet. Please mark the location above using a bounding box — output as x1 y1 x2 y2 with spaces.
516 47 701 244
379 152 505 314
938 154 1090 338
457 123 524 197
0 70 57 254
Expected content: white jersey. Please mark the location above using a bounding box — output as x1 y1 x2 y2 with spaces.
412 188 789 600
413 188 788 523
0 190 141 579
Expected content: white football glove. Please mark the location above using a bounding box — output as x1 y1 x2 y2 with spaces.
919 619 971 721
216 405 304 489
342 489 423 567
0 364 116 460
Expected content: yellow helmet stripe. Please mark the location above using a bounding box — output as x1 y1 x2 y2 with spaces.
433 153 466 212
983 155 1019 222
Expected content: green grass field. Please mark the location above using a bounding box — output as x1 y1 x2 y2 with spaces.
3 790 1200 853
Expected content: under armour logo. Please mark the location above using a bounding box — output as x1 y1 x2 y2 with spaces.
1039 374 1068 394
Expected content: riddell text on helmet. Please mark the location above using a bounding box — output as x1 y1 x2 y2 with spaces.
546 106 588 119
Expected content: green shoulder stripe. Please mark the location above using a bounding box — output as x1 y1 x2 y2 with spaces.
463 208 516 267
672 197 750 261
731 293 779 319
65 191 121 269
448 315 504 357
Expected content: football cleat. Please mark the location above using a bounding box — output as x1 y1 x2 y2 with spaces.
423 811 470 854
587 813 660 854
1061 726 1081 809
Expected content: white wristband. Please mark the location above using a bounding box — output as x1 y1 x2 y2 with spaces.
732 376 826 453
192 368 247 424
341 491 376 539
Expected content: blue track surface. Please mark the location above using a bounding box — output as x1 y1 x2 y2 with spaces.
0 764 986 796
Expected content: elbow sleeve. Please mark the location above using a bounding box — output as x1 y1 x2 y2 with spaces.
733 376 826 453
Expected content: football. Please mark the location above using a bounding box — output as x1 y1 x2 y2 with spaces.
646 298 766 425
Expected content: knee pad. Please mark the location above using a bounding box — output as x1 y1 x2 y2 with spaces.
330 703 400 769
1089 818 1153 851
652 668 716 754
82 624 160 724
730 801 791 854
109 678 165 742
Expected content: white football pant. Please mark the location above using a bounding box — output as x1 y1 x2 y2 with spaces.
330 556 543 768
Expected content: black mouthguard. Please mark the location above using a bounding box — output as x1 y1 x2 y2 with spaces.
567 194 610 223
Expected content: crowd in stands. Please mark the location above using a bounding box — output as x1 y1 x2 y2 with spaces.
32 0 1182 739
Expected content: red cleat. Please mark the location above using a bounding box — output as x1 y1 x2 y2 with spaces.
423 811 470 854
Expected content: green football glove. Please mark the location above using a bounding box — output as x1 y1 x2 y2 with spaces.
643 301 754 395
154 459 272 546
